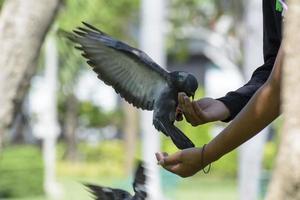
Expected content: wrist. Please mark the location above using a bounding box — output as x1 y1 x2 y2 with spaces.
204 142 222 164
200 144 212 173
195 145 215 168
216 100 231 121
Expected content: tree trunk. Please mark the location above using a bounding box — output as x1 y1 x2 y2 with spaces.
11 112 26 144
0 0 61 148
123 101 138 175
63 94 80 162
266 1 300 199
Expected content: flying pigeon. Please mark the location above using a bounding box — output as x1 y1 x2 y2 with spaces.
84 161 147 200
64 22 198 149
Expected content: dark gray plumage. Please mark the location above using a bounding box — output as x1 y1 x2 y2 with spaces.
64 22 198 149
85 162 147 200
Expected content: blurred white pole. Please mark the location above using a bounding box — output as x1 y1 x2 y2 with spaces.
42 34 61 199
140 0 166 199
239 1 267 200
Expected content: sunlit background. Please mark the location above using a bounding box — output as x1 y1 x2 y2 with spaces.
0 0 281 200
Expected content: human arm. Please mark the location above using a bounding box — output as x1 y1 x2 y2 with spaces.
176 0 282 124
217 0 282 121
205 45 282 161
157 45 283 177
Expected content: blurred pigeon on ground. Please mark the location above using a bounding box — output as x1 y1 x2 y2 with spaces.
63 22 198 149
84 161 147 200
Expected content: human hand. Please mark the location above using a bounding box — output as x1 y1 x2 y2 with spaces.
176 92 230 126
155 147 206 178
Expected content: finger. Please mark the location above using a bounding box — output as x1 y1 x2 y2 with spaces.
178 92 186 99
175 107 183 121
164 164 191 178
178 92 186 107
176 106 183 116
196 98 209 107
155 152 164 165
155 152 166 164
182 96 199 122
163 163 182 174
176 106 183 113
192 102 207 122
162 152 169 157
176 112 183 121
161 152 182 166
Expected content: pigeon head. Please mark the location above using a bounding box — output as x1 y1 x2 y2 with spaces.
171 71 198 99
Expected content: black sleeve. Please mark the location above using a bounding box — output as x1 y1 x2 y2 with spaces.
217 0 282 122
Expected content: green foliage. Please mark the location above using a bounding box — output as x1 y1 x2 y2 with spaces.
0 146 44 198
57 99 123 135
211 150 237 177
57 141 125 178
263 141 277 170
0 0 4 9
168 0 243 30
79 101 123 128
79 141 124 163
167 0 216 53
172 175 237 200
169 0 214 27
56 0 140 91
262 118 282 170
57 0 139 40
167 0 243 62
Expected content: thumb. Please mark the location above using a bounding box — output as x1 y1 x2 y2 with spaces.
192 102 206 119
155 152 165 163
164 163 182 174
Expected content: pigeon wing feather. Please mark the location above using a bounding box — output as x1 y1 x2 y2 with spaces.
65 22 170 110
132 162 147 200
84 184 132 200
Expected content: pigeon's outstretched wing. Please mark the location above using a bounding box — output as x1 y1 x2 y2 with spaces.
84 184 132 200
65 22 170 110
132 162 147 200
84 161 147 200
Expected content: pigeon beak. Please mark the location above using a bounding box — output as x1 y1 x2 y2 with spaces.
192 94 195 100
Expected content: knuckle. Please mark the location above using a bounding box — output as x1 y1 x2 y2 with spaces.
178 152 183 161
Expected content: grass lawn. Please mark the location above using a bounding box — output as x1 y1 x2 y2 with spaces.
168 175 237 200
9 174 237 200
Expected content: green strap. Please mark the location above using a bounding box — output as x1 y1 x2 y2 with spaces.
276 0 283 12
